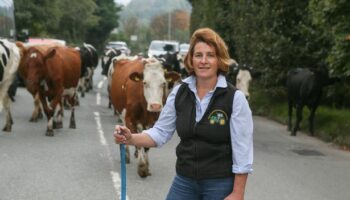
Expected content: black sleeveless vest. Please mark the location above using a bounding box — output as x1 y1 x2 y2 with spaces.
175 82 236 180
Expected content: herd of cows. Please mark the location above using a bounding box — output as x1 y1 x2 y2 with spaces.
0 38 340 178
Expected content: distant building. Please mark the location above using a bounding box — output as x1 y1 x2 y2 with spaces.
0 0 16 40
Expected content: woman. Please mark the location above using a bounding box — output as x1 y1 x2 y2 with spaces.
114 27 253 200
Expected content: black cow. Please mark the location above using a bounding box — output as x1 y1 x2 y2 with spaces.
286 67 339 136
101 48 121 76
77 43 98 97
158 52 181 73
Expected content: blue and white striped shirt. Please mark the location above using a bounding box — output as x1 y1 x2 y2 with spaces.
144 74 253 174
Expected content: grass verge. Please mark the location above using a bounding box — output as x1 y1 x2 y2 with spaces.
249 83 350 149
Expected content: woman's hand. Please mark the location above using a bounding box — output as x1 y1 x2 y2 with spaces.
224 192 244 200
114 125 132 144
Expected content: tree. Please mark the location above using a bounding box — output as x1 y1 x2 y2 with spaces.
14 0 122 49
86 0 122 51
150 10 190 42
14 0 61 36
57 0 98 44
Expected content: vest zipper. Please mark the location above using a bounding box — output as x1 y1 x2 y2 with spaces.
193 122 198 178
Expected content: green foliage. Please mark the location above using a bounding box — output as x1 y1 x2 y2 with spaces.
190 0 350 108
86 0 121 52
14 0 62 36
14 0 121 49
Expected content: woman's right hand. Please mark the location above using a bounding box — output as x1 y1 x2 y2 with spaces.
113 125 132 144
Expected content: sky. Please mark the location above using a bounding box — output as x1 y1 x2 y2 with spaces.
114 0 131 6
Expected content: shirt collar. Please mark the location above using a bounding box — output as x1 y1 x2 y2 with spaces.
183 74 228 92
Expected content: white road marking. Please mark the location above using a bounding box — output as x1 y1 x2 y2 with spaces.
94 78 129 200
96 93 101 106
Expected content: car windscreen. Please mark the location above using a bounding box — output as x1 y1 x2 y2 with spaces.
150 42 176 52
149 42 164 51
107 43 124 49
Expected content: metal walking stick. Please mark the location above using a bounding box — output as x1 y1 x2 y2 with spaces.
120 143 126 200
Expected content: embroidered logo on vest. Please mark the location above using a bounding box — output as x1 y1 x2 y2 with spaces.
208 109 228 125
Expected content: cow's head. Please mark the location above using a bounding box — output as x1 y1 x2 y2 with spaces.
235 63 261 100
311 64 341 87
24 47 48 93
129 58 180 112
236 69 252 100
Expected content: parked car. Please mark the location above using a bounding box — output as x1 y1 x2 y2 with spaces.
147 40 179 58
105 41 130 55
179 43 190 56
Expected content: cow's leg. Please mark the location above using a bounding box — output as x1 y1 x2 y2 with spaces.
134 124 144 158
137 147 151 178
46 88 63 136
292 104 303 136
30 92 43 122
125 145 130 164
78 78 86 97
107 85 112 109
308 106 317 136
69 107 76 129
38 91 54 136
135 123 151 178
87 68 94 90
287 101 293 131
46 116 54 136
53 103 63 129
2 96 13 132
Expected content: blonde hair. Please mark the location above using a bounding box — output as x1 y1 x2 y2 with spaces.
184 28 231 75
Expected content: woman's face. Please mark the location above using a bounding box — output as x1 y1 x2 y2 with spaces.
192 42 218 80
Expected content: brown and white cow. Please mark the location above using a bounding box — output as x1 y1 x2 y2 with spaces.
110 57 180 178
25 46 81 136
0 39 21 132
16 43 57 122
107 54 138 109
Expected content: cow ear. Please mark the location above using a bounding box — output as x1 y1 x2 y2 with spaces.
129 72 143 82
44 49 56 60
165 71 181 83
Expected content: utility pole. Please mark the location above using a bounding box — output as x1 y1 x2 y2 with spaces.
168 11 172 40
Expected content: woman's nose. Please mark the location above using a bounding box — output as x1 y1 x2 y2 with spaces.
200 55 208 63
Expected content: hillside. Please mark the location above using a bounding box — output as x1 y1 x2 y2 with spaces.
120 0 191 25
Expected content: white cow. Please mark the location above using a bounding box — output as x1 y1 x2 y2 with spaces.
0 39 21 131
227 59 257 100
236 69 252 100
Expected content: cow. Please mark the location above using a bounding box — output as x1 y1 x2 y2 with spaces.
77 43 98 97
101 48 122 77
25 46 81 136
106 54 138 110
226 60 260 100
286 67 339 136
16 43 57 122
110 57 181 178
157 51 181 74
0 39 21 132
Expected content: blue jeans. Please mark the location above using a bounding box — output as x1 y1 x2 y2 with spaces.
166 174 234 200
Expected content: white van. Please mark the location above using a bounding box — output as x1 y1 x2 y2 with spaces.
147 40 179 58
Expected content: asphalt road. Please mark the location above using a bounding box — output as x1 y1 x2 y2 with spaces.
1 67 349 200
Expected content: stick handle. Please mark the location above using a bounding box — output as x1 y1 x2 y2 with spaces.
120 144 126 200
